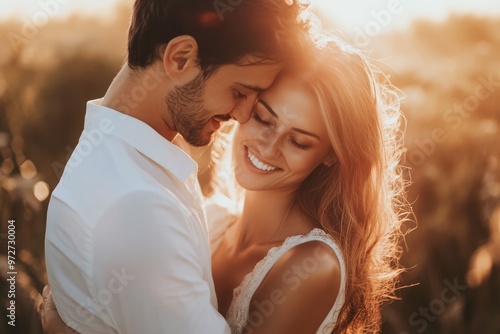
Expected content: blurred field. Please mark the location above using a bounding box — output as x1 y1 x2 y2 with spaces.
0 3 499 334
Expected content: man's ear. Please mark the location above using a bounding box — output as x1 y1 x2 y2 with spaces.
162 35 200 83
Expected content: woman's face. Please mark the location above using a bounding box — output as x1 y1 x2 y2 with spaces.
233 75 334 192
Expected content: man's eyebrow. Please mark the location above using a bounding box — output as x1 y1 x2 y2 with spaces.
257 99 278 118
237 83 265 93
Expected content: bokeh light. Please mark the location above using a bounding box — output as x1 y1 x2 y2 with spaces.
20 159 37 179
0 1 499 333
33 181 50 202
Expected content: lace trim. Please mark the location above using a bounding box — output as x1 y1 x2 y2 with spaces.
225 228 346 334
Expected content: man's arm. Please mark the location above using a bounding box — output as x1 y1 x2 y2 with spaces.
91 190 230 334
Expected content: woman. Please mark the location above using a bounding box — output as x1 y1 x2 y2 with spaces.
42 37 407 333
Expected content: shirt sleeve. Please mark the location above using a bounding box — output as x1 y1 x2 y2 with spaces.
92 190 230 334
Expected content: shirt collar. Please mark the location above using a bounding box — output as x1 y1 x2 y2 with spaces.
84 99 197 183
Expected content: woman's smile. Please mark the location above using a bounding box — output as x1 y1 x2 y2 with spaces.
244 146 281 173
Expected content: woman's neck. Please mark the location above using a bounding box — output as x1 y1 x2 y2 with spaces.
234 189 305 250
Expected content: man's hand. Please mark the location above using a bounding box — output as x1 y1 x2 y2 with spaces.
38 285 78 334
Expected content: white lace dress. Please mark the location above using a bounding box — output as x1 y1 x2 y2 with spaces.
206 196 346 334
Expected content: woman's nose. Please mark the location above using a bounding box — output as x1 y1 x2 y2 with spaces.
258 130 281 159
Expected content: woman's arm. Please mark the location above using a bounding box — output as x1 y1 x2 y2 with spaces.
40 285 79 334
242 241 342 334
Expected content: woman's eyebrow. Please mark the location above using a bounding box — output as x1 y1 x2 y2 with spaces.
292 127 320 140
257 99 278 118
257 99 321 140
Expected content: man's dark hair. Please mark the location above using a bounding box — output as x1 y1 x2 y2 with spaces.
128 0 308 71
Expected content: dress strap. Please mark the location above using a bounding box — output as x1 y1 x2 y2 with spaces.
226 228 346 334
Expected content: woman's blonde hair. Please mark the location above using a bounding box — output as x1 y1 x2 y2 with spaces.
209 36 409 333
294 37 408 333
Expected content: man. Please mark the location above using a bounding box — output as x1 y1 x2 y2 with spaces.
44 0 307 333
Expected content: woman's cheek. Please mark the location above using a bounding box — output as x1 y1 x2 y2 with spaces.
288 150 323 174
249 125 274 144
238 122 258 140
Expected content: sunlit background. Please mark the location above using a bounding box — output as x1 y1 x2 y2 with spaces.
0 1 499 333
3 0 500 29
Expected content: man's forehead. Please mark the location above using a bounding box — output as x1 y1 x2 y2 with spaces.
217 62 281 76
233 54 282 67
209 58 282 93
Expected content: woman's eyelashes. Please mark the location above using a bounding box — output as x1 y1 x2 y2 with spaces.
290 138 311 150
252 110 311 151
252 110 272 126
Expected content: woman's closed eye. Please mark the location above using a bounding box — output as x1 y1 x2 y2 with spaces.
290 138 311 150
252 110 273 126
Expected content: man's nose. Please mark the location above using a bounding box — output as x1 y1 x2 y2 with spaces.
230 98 256 124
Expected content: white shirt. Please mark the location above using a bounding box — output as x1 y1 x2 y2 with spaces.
45 100 230 334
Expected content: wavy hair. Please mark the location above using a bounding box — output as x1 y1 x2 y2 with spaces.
210 36 409 333
293 37 408 333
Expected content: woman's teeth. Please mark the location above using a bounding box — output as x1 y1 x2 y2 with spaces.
247 150 278 171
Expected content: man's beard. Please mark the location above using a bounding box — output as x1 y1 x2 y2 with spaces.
165 72 213 147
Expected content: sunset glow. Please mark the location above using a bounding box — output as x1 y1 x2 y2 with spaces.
0 0 499 332
1 0 500 30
